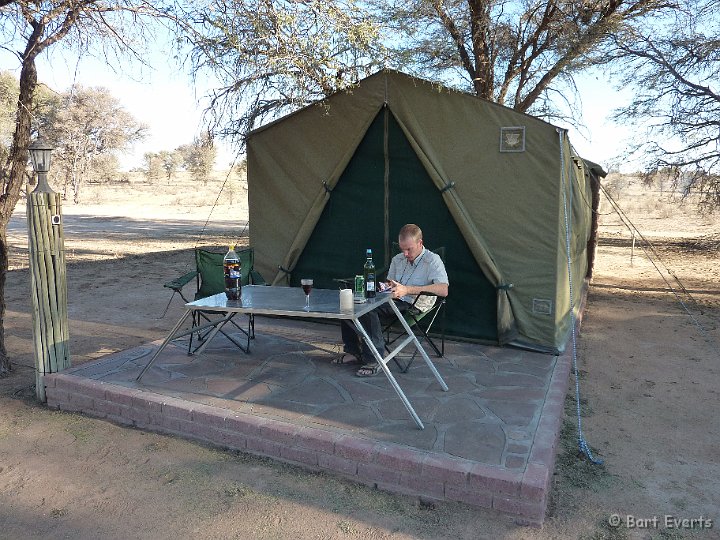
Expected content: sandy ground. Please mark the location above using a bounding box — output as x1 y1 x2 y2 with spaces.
1 178 719 539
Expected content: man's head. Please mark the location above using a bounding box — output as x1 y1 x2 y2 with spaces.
398 224 424 263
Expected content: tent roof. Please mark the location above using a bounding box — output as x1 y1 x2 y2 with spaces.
248 69 563 137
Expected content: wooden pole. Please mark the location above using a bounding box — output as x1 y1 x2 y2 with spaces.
49 194 70 363
27 190 70 402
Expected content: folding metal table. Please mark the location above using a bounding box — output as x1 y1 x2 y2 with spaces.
137 285 448 428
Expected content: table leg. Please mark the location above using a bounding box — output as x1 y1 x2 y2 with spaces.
352 318 425 430
136 309 192 381
194 311 250 354
192 312 237 356
388 301 449 392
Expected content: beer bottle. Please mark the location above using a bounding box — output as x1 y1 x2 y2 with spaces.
223 245 241 300
363 248 376 298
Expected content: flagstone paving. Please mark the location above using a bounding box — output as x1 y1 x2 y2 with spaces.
45 316 573 525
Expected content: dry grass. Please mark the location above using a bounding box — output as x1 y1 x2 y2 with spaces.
599 174 720 237
8 171 250 270
25 170 249 222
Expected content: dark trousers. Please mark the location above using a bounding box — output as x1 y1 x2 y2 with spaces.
340 299 412 362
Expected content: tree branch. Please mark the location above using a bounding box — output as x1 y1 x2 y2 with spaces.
515 1 628 111
33 6 83 57
616 34 720 102
431 0 478 91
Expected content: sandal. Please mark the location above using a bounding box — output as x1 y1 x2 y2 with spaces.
356 363 381 377
331 353 362 365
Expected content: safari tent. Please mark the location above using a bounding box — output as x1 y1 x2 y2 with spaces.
246 70 604 353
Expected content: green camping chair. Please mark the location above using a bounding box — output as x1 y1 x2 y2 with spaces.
383 246 447 373
163 247 265 354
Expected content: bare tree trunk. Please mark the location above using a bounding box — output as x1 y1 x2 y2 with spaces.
0 230 11 377
72 169 80 204
0 27 40 376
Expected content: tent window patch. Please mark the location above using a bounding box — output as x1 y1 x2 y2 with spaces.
500 126 526 152
532 298 553 315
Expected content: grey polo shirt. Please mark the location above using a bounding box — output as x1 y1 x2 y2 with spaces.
387 247 448 312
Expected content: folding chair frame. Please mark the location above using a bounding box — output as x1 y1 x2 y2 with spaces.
384 292 446 373
163 247 264 355
188 309 254 355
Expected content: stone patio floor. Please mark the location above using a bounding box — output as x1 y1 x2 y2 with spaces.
45 316 573 525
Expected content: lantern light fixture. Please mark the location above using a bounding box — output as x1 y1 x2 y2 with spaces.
28 137 54 192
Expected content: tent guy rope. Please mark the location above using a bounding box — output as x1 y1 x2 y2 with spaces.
194 160 250 249
558 128 603 465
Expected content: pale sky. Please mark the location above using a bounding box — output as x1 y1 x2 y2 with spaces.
24 45 238 170
3 43 631 173
566 71 633 172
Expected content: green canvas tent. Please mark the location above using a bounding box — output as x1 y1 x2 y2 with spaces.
247 70 603 353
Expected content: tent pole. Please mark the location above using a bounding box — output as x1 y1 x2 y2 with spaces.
383 104 390 266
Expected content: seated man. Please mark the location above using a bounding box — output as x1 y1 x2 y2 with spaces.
339 223 449 377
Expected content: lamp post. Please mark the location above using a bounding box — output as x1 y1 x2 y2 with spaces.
26 137 70 402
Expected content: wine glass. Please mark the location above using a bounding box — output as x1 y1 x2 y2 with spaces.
301 278 313 311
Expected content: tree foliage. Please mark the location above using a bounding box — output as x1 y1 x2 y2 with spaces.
175 0 385 145
370 0 675 117
177 0 676 143
0 70 59 164
45 84 147 201
177 131 216 184
143 149 186 183
143 151 163 181
610 0 720 211
0 71 18 155
143 137 218 185
158 149 182 181
1 75 142 196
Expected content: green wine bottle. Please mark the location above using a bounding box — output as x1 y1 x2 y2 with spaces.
363 248 376 298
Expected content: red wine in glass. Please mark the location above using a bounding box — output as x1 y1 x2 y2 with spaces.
301 279 313 310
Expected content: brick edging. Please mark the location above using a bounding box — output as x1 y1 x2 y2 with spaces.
44 371 552 524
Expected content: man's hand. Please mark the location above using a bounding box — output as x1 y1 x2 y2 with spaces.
388 279 407 299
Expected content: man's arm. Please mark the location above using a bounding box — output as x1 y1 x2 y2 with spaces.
389 280 448 299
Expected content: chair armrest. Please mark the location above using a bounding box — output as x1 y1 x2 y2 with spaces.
410 290 438 301
409 291 446 310
164 270 198 292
